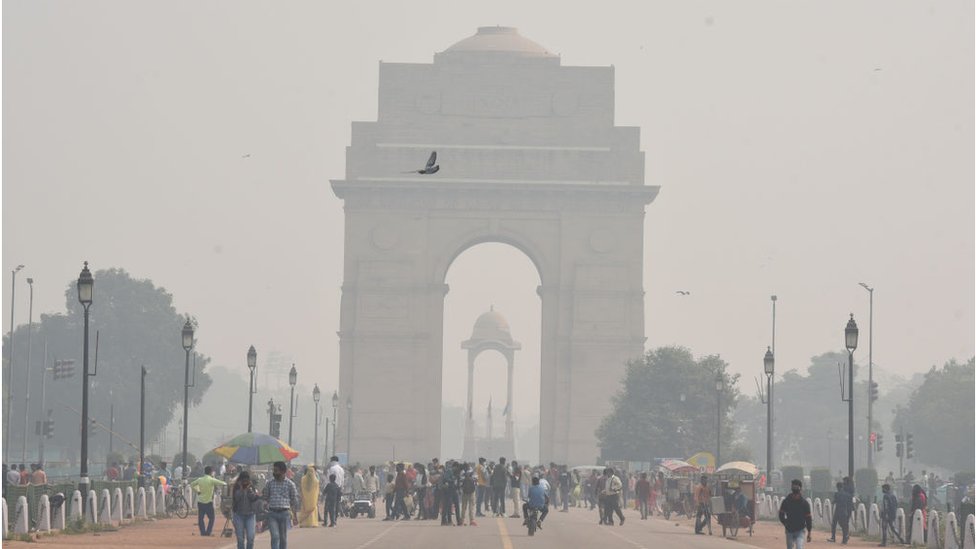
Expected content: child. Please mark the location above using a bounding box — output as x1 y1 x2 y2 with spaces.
383 474 395 520
322 474 340 527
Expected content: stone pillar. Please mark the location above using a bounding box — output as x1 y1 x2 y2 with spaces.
895 507 906 541
945 512 959 549
69 490 82 521
869 503 881 536
963 513 975 549
13 496 28 534
51 493 66 531
36 494 51 532
124 487 135 522
928 511 940 549
86 490 97 524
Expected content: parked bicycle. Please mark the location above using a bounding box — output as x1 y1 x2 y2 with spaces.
166 483 189 518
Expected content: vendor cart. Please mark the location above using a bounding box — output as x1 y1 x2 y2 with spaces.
713 462 759 537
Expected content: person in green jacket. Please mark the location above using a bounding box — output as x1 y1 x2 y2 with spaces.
190 465 227 536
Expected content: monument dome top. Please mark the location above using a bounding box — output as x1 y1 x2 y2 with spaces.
442 27 556 58
470 306 514 344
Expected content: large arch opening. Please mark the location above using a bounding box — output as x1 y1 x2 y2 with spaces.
441 242 542 462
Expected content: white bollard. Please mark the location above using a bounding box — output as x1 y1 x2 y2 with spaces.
963 514 975 549
869 503 881 536
14 496 29 534
814 498 822 524
70 490 82 521
929 510 940 549
1 498 7 537
147 486 156 517
136 487 147 519
156 485 165 515
856 503 867 533
895 507 907 542
99 489 112 525
124 487 135 522
911 509 925 545
112 487 123 525
945 512 959 549
823 499 833 529
37 494 51 533
86 490 98 524
51 493 66 531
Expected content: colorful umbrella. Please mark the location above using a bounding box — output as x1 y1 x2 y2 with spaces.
212 433 299 465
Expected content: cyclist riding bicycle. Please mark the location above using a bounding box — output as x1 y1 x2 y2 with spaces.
522 476 549 530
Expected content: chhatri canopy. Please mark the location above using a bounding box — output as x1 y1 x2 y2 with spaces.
212 433 299 465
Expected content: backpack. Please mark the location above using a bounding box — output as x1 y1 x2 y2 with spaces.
462 475 476 495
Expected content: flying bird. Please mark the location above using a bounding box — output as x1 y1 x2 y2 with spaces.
241 153 251 158
676 290 691 295
404 151 439 174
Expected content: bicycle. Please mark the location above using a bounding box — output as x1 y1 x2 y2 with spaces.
166 483 189 519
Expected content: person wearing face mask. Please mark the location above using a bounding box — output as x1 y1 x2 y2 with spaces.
778 479 812 549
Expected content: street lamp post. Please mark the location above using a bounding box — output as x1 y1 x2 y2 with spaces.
763 347 775 481
715 373 724 466
139 366 147 488
77 262 94 512
331 391 338 460
346 398 352 464
859 283 874 470
312 385 321 467
247 346 257 433
844 314 859 480
22 277 34 462
181 319 195 483
288 365 297 446
4 264 24 464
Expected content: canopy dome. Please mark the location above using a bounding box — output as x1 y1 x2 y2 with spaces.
441 26 556 59
470 307 513 344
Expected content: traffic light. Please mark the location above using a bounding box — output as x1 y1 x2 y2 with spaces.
906 433 914 459
44 419 54 438
876 433 883 452
271 413 282 438
869 381 879 402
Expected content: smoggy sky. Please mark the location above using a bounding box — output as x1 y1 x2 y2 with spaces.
3 1 973 426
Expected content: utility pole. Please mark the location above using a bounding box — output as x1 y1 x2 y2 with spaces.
4 264 24 463
859 283 874 470
21 277 34 462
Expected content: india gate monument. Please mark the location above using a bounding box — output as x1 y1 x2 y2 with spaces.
331 26 659 465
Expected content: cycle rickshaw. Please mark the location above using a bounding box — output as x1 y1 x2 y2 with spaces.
712 461 758 538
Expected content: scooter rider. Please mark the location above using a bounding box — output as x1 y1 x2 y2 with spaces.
522 476 550 530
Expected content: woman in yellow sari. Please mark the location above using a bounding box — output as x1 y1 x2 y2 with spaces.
299 465 320 527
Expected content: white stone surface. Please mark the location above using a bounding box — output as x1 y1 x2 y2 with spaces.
964 514 975 549
331 26 659 465
70 490 82 520
112 487 123 524
856 503 867 533
13 496 29 534
99 489 112 525
2 497 7 537
137 487 147 519
896 507 907 541
124 486 135 522
51 493 65 531
869 503 881 536
156 485 165 516
86 490 97 524
929 511 941 549
824 499 833 529
911 509 926 545
36 494 51 532
945 512 959 549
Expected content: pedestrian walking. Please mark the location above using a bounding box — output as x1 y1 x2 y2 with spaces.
231 471 260 549
461 470 477 526
603 467 625 526
189 465 227 537
879 483 904 546
475 457 488 517
299 465 320 527
490 457 508 517
778 479 812 549
828 481 852 543
509 460 522 518
322 474 340 527
694 475 712 534
636 472 651 520
262 461 299 549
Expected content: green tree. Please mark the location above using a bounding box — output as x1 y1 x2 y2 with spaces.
893 358 974 472
596 346 740 461
2 268 212 465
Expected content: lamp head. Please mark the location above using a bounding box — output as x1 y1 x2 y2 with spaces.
181 318 195 351
312 384 321 403
247 345 257 370
845 313 859 352
763 346 774 375
346 397 352 410
715 373 724 392
77 261 94 306
26 278 33 285
332 390 339 408
289 364 297 386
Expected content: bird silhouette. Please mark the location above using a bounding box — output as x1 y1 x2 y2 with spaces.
403 151 439 174
676 290 691 295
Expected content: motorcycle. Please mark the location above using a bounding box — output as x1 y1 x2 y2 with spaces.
526 506 541 536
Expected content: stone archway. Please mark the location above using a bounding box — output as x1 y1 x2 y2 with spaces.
331 27 659 465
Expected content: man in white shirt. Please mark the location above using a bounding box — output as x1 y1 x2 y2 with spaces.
6 465 20 486
328 456 345 490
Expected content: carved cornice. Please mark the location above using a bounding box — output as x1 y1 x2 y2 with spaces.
331 180 659 213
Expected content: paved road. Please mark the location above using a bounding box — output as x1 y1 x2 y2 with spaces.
219 507 761 549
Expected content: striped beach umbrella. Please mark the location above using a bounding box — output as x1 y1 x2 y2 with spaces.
212 433 299 465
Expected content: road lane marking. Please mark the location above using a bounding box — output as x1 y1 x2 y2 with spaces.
497 517 514 549
355 520 399 549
